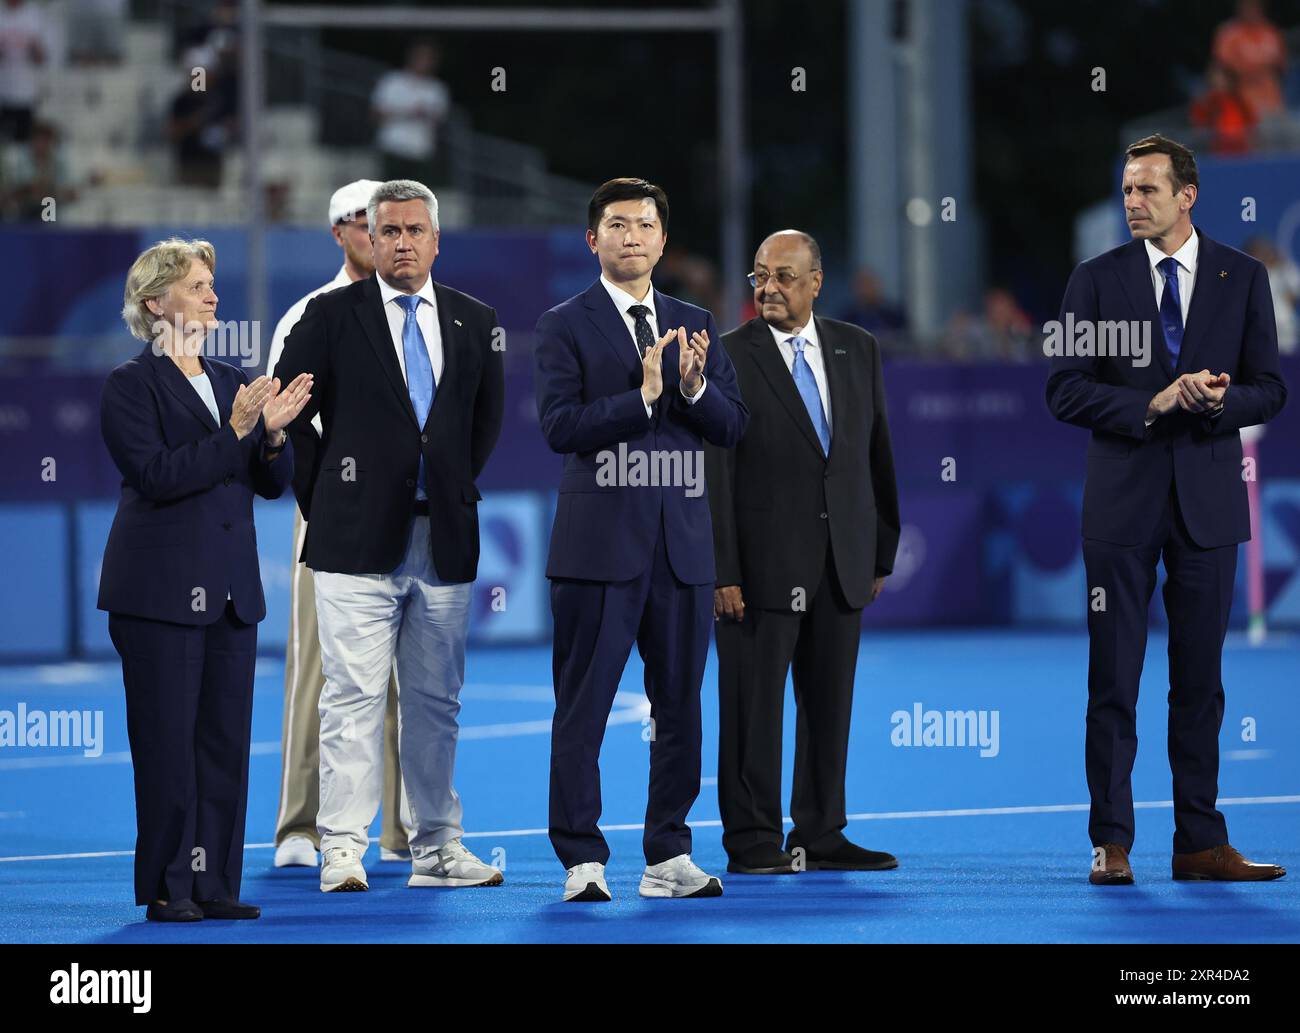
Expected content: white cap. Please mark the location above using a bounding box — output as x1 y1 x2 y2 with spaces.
328 179 382 228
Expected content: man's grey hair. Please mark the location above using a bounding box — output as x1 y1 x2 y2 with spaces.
367 179 439 235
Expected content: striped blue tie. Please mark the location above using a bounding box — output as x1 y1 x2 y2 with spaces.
397 294 436 500
790 336 830 455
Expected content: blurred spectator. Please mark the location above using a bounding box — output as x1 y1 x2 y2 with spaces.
168 34 239 188
371 39 451 185
264 179 291 223
1190 63 1256 155
1245 236 1300 354
67 0 127 66
838 267 908 354
1212 0 1286 120
0 119 77 220
655 247 722 316
0 0 52 143
173 0 237 61
941 287 1037 361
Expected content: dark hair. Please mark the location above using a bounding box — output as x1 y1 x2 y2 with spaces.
1125 133 1199 193
587 178 669 235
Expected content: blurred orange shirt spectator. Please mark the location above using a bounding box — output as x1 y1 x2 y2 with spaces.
1212 1 1287 118
1190 64 1256 154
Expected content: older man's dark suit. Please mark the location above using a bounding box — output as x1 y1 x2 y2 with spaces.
1046 228 1286 854
706 316 899 859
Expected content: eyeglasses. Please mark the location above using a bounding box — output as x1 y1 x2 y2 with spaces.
748 270 807 288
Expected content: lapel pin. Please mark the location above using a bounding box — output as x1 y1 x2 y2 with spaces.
454 318 463 326
1219 271 1227 279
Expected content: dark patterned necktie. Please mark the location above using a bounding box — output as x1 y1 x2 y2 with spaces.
628 304 655 358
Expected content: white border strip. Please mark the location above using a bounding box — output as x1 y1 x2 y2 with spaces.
2 794 1296 863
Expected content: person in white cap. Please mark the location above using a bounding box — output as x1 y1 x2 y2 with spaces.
266 179 414 869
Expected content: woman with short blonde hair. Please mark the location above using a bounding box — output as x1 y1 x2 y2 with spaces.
99 237 313 922
120 237 218 343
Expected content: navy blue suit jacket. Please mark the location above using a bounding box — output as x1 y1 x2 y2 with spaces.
98 345 293 624
534 280 749 584
1046 230 1286 548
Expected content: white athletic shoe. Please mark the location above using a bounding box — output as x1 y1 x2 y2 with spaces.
407 840 504 888
380 847 412 862
320 847 369 892
274 835 318 868
639 854 723 898
564 862 612 902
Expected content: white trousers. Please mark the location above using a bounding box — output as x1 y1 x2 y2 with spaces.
314 516 472 859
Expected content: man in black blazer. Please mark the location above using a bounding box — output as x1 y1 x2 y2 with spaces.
274 180 505 894
1047 135 1287 884
706 230 900 875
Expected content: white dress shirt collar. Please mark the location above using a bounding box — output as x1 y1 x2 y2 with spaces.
1145 228 1199 277
767 310 820 349
600 274 657 321
377 272 437 309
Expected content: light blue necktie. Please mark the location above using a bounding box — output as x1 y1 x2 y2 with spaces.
790 335 830 455
397 294 436 500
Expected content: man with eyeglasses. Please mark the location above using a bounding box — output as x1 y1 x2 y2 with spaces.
704 230 901 876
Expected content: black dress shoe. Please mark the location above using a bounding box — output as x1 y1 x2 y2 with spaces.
196 898 261 920
145 898 203 922
727 842 799 875
789 839 898 871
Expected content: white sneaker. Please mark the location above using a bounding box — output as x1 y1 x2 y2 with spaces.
407 839 504 888
639 854 723 898
380 847 412 862
320 847 369 892
274 835 318 868
564 862 611 902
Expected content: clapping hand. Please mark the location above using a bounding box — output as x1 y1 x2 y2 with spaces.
680 327 708 395
263 373 314 433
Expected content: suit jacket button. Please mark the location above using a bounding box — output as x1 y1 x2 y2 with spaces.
820 512 828 519
421 434 428 443
222 521 232 530
406 478 415 487
223 475 233 486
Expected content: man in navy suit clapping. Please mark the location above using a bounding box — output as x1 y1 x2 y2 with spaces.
534 178 748 902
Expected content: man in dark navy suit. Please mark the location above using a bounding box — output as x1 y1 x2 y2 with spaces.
534 178 748 901
1047 134 1287 884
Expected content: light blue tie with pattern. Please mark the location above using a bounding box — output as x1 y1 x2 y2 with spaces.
790 335 830 455
397 294 436 500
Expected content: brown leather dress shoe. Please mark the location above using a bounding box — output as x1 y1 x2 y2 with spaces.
1172 844 1287 881
1089 842 1134 885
